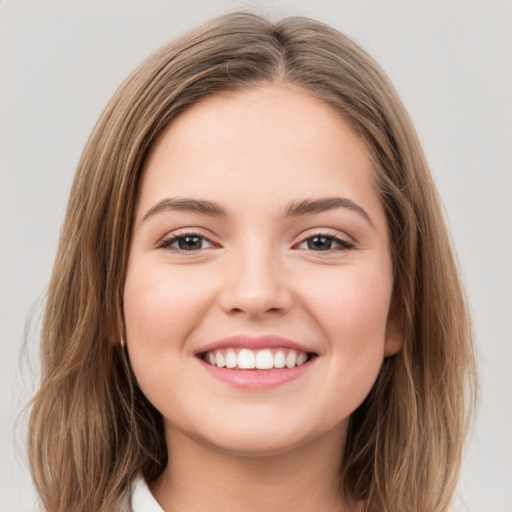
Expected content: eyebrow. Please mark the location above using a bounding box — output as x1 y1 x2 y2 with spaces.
142 197 228 221
283 197 374 227
142 196 374 228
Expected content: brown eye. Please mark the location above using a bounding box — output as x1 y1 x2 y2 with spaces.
297 234 354 252
158 233 214 251
177 235 204 250
307 236 334 251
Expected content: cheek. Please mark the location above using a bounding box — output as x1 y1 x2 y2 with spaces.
123 262 214 359
307 261 392 332
122 262 220 410
303 263 393 389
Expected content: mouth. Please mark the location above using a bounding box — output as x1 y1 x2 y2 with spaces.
194 334 318 388
198 347 317 371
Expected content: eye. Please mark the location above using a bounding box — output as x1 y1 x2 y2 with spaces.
157 233 215 252
296 234 354 252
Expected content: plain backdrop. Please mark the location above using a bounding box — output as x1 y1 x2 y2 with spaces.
1 1 511 511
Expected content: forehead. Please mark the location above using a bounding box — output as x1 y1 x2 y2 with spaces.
137 85 383 225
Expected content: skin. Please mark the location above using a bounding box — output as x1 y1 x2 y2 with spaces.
123 84 402 512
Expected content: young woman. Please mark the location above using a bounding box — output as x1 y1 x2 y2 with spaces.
28 12 477 512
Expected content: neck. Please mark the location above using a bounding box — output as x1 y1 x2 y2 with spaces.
150 424 363 512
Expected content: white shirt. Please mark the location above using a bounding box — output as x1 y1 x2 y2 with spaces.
130 478 165 512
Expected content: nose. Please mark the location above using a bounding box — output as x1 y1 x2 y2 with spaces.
218 245 293 318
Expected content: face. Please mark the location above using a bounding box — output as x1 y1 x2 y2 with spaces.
123 85 401 456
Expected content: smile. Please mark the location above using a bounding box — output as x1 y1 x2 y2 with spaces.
201 348 311 370
195 334 318 388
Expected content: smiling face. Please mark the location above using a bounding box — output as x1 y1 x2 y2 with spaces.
123 85 401 456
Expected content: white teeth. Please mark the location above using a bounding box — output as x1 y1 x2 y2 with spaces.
274 350 286 368
237 349 256 369
225 349 237 368
207 348 310 370
285 350 297 368
296 352 307 366
255 349 274 369
216 351 226 368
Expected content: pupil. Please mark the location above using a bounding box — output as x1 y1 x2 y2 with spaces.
308 236 332 250
179 236 202 250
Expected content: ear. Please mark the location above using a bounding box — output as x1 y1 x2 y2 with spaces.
384 318 404 357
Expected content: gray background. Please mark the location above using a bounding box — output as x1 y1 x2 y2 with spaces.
1 1 511 511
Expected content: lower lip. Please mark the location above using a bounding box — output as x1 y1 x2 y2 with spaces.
198 357 316 389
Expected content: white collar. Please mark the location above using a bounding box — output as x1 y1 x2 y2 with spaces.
130 478 165 512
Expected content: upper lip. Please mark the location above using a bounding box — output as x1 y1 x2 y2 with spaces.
194 334 317 355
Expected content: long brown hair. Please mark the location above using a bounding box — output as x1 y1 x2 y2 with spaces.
28 12 477 512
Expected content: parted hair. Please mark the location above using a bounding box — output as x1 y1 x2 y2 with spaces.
28 12 477 512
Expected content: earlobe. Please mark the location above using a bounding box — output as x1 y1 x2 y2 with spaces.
384 320 404 357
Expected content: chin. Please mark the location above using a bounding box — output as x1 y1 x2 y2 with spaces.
222 434 304 457
181 414 347 459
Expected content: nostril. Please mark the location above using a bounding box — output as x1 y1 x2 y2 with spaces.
228 306 285 316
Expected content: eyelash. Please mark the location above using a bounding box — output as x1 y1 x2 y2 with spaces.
156 231 355 254
296 233 355 252
156 231 217 252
